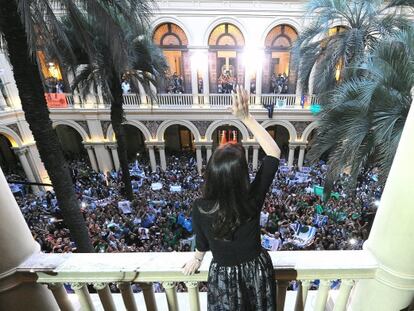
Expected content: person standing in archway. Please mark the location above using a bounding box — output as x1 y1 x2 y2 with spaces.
183 86 281 310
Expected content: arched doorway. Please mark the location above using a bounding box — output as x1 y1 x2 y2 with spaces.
263 24 298 94
261 125 290 161
153 23 190 93
123 124 147 163
212 126 242 149
55 125 88 162
208 23 245 93
164 125 195 156
0 134 21 175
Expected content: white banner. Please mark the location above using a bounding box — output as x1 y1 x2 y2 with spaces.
118 200 132 214
151 182 163 191
170 185 182 192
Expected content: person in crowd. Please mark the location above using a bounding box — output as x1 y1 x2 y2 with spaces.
121 78 131 94
183 86 281 310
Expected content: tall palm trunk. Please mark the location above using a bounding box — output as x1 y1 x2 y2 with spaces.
109 73 134 201
0 0 93 252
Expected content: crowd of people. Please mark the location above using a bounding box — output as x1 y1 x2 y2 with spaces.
271 73 289 94
9 153 381 291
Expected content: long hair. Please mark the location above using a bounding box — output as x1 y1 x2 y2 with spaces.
202 143 255 240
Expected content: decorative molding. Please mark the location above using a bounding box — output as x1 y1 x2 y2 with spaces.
101 121 111 139
142 120 163 139
92 282 107 290
6 123 22 140
192 120 212 138
74 121 91 138
291 121 311 139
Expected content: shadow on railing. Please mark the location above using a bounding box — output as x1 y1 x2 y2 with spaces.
15 250 377 311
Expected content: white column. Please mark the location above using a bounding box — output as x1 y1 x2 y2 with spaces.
255 51 263 106
295 71 303 106
0 168 58 310
252 145 259 171
148 146 157 172
206 145 212 163
195 145 203 175
26 144 50 185
298 145 306 170
91 144 113 173
350 93 414 311
159 146 167 171
190 51 199 105
137 81 148 106
14 148 39 192
85 146 98 171
0 89 7 110
109 145 120 171
202 51 210 105
245 145 249 163
287 145 295 167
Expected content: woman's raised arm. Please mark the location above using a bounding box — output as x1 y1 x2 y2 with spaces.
231 85 281 159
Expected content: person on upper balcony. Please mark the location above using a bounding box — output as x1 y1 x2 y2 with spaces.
183 85 281 311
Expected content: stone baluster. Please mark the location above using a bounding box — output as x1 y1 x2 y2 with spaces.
117 282 138 311
185 282 200 311
71 283 95 311
47 283 74 311
93 283 116 311
162 282 178 311
141 282 158 311
333 279 354 311
314 280 331 311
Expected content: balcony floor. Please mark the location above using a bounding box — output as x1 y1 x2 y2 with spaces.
68 290 336 311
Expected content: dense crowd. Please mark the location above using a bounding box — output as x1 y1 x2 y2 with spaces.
9 154 381 291
11 154 381 255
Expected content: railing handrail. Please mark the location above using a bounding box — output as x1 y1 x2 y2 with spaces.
17 250 378 283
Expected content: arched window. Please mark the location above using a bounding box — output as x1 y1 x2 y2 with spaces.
263 24 298 94
152 23 190 93
207 23 245 93
153 23 188 48
208 23 245 48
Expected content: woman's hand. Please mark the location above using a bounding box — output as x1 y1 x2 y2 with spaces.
182 257 202 276
231 85 250 121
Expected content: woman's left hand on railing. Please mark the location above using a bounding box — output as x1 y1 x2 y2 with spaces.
182 257 202 276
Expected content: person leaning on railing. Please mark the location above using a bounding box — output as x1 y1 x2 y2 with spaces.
182 85 281 311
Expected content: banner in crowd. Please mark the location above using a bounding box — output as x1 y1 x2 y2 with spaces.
276 99 287 108
301 167 312 173
45 93 68 108
151 182 163 191
290 223 316 247
261 234 281 251
180 235 196 251
95 197 112 207
170 185 182 192
118 200 132 214
279 166 290 173
294 172 310 183
313 185 340 200
9 183 23 193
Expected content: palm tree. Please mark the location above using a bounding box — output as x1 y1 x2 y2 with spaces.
0 0 93 252
307 29 414 197
293 0 412 98
64 2 166 201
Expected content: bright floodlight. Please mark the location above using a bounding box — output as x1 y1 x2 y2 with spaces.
242 48 264 75
81 202 87 208
374 200 380 207
191 51 207 72
349 238 357 245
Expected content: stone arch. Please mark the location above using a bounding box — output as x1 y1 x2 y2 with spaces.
301 121 319 142
106 121 151 142
205 120 249 142
151 17 193 45
0 125 23 147
261 120 298 142
52 120 90 142
156 120 201 142
204 17 248 47
260 19 301 47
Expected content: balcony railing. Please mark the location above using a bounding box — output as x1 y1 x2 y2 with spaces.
16 250 377 311
46 93 319 110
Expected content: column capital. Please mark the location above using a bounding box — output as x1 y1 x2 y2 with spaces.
92 282 107 291
12 146 28 156
146 141 165 148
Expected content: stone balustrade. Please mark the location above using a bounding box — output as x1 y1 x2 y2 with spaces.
15 250 378 311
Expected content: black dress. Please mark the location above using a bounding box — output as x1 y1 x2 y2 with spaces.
192 156 279 311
